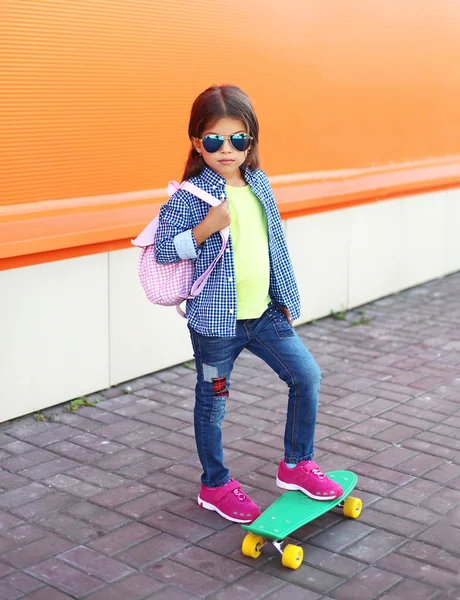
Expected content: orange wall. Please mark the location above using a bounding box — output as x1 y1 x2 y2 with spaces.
1 0 460 265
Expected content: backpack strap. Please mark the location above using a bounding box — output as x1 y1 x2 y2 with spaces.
168 180 230 302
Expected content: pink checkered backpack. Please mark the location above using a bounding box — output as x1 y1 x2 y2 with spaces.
131 180 229 316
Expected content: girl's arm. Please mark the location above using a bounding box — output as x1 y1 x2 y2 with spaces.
154 193 198 264
154 193 231 264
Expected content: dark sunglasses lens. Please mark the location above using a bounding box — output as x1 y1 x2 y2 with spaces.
231 134 251 151
202 136 224 153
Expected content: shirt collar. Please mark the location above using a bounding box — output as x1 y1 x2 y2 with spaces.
199 164 253 187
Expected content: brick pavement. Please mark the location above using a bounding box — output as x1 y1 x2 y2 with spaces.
1 273 459 599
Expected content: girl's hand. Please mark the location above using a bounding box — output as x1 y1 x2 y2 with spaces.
193 201 230 245
205 201 231 233
278 305 293 324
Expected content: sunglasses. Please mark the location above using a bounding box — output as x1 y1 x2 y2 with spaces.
198 133 252 153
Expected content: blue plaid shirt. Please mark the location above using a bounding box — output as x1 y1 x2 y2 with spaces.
155 165 300 337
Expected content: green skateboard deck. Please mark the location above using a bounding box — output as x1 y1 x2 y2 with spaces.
241 471 361 569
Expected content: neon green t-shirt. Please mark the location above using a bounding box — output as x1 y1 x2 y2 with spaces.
226 185 271 319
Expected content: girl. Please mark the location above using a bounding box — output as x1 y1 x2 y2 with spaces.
155 85 343 524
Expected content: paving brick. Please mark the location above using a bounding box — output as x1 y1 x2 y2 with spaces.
65 501 130 531
117 533 188 569
16 585 74 599
142 472 197 498
263 584 321 600
329 431 390 453
87 522 160 556
421 487 460 515
117 456 173 479
90 483 153 508
0 470 29 491
0 449 56 473
0 511 23 533
29 426 77 447
57 412 101 432
148 558 223 595
376 578 439 600
398 540 460 573
142 510 214 542
57 545 135 582
68 465 128 488
69 433 127 456
261 558 344 594
367 446 420 468
417 521 460 555
47 441 103 463
308 520 373 552
138 440 192 462
358 508 426 537
172 545 251 581
332 566 400 600
0 483 52 510
26 557 104 598
2 533 74 568
34 512 100 543
158 432 197 452
10 491 78 519
139 410 190 432
2 440 36 455
371 497 439 525
377 552 460 590
0 571 43 594
353 462 413 486
299 545 366 577
146 586 209 600
116 490 181 518
197 523 248 556
114 424 168 447
0 561 14 577
389 478 440 505
7 422 59 441
84 573 164 600
343 530 405 562
45 474 100 498
18 458 80 482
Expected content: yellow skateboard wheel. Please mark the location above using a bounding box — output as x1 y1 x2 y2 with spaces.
343 496 362 518
281 544 304 569
241 533 264 558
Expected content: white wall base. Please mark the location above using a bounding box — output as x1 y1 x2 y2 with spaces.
1 189 459 422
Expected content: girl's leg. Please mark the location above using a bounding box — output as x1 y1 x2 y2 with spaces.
246 306 320 462
188 326 246 487
246 305 342 500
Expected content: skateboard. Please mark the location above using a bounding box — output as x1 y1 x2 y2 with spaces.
241 470 362 570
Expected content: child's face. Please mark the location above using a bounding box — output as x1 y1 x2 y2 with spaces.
193 117 249 181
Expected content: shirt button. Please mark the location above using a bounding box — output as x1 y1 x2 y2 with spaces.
228 276 232 282
229 308 234 314
219 179 225 184
212 185 217 189
225 248 230 253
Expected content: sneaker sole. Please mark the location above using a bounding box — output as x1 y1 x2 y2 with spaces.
276 477 341 501
197 495 256 524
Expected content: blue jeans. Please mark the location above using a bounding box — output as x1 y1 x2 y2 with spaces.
189 303 321 487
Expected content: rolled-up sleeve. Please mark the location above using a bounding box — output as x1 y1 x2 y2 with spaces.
174 230 199 260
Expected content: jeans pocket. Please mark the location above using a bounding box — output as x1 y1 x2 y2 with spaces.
274 320 295 339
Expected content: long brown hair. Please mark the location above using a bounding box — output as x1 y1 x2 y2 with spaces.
182 85 260 181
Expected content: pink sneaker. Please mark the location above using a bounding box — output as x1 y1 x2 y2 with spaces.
197 479 261 523
276 460 343 501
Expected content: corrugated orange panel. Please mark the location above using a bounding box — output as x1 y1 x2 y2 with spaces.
1 0 460 264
